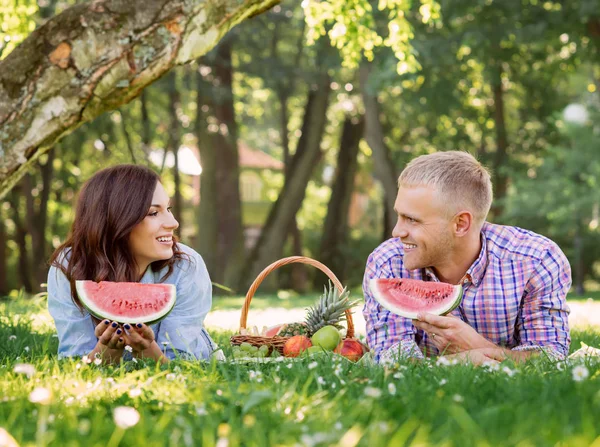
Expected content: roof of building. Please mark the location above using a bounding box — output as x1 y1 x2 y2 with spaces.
238 142 284 170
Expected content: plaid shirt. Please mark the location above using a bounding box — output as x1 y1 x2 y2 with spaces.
363 222 571 363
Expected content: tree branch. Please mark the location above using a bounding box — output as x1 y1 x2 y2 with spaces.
0 0 279 199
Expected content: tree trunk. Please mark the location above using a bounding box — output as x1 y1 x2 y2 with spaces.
8 190 33 292
360 63 398 236
0 213 7 295
167 71 183 233
33 149 55 288
0 0 280 200
238 73 331 291
140 90 152 157
316 115 364 286
490 65 509 219
207 39 245 287
195 73 219 280
574 222 585 295
119 110 137 164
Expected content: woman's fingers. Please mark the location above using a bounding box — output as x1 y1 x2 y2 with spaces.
94 319 112 338
97 321 119 345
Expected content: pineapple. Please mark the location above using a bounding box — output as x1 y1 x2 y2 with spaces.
277 322 309 337
304 282 358 336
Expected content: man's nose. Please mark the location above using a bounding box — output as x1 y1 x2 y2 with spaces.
392 220 407 239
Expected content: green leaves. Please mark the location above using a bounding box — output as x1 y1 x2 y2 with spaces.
304 0 441 74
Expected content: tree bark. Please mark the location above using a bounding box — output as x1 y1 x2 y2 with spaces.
8 189 33 292
34 149 55 288
0 0 280 200
238 73 331 291
210 40 245 287
0 212 7 295
195 73 218 280
360 63 398 237
316 115 364 286
140 90 152 156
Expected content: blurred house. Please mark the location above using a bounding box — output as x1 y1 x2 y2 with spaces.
189 142 285 249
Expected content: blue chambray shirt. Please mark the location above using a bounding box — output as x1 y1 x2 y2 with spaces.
47 243 216 360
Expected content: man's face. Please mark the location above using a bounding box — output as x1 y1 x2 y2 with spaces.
392 185 455 271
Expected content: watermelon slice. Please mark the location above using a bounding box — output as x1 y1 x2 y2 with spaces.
369 278 462 319
75 280 176 324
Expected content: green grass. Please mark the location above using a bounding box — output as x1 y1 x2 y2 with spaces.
1 297 600 446
567 290 600 303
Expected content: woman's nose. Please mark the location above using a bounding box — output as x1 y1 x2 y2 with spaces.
164 214 179 230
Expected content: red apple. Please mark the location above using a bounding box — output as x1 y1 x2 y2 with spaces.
334 338 367 362
283 335 312 358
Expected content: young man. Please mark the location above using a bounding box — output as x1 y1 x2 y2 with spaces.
363 151 571 365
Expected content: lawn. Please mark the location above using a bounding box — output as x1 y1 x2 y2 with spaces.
1 296 600 446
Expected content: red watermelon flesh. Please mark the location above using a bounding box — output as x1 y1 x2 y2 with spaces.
75 280 176 324
370 278 462 319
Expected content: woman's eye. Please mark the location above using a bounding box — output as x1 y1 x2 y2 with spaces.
148 211 159 217
167 207 173 214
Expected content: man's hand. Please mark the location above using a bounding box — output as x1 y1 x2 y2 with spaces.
413 312 496 354
439 347 507 366
122 323 155 352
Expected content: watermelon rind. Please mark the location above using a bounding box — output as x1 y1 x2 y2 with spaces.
75 280 176 325
369 278 462 320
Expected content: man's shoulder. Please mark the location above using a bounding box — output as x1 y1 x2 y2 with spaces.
483 222 560 262
368 238 405 266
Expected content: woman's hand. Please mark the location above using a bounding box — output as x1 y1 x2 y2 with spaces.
122 323 155 352
89 320 126 364
95 320 126 350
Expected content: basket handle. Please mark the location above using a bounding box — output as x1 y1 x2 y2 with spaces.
240 256 355 339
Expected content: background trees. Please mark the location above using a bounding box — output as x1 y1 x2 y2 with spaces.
1 0 599 296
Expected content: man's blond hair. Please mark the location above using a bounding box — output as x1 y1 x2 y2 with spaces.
398 151 493 225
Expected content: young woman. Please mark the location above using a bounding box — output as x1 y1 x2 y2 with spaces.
47 164 217 364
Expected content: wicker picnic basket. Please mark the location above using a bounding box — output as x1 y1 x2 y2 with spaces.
230 256 355 355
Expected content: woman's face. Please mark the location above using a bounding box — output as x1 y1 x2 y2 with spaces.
129 182 179 275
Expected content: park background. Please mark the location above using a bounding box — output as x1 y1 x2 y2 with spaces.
2 1 600 446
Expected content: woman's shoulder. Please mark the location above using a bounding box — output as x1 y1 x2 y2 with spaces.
172 243 208 274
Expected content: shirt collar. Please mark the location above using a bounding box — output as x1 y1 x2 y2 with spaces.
423 231 488 287
464 232 488 287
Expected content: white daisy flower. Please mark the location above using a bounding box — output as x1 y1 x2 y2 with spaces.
128 388 142 398
439 378 448 386
124 345 133 353
436 356 451 366
113 406 140 429
572 365 589 382
452 394 464 403
502 366 516 377
308 361 318 370
29 387 52 405
364 387 382 398
388 382 397 395
13 363 35 378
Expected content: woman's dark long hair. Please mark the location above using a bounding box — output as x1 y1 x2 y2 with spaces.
50 164 186 308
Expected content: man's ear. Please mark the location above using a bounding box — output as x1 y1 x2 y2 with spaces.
453 211 473 237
